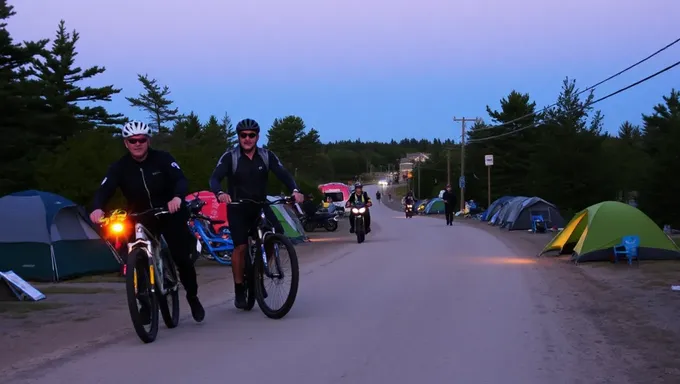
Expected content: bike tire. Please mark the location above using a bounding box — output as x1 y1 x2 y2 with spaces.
242 238 256 311
324 221 338 232
125 249 159 343
254 233 299 319
158 248 180 329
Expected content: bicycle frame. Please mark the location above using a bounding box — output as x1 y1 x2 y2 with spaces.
188 217 234 265
128 223 170 295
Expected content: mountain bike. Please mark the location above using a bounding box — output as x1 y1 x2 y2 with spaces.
100 208 180 343
229 196 300 319
187 194 234 265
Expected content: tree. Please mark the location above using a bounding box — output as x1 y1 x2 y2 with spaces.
33 20 124 143
266 116 324 178
467 90 542 199
126 74 179 133
638 89 680 226
220 112 237 148
0 0 48 194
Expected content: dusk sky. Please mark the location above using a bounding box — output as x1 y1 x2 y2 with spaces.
8 0 680 143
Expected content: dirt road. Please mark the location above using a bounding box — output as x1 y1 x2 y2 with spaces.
2 185 663 383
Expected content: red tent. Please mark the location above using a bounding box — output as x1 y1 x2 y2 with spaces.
185 190 228 232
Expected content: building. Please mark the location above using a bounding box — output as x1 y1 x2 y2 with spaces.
399 152 430 179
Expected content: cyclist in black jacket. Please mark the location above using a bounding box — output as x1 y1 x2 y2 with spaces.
90 121 205 323
209 118 304 309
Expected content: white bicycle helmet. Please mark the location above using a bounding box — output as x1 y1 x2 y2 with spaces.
121 121 151 138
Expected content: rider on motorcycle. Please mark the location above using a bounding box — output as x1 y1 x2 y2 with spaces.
302 193 320 219
403 190 416 206
89 121 205 324
346 182 372 234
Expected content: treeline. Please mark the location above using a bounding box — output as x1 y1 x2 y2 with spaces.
412 79 680 227
0 1 431 207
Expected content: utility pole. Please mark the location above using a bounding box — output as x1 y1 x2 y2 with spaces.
446 148 451 185
417 164 421 199
453 116 477 212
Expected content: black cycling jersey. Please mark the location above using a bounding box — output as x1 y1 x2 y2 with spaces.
209 146 298 200
92 148 188 212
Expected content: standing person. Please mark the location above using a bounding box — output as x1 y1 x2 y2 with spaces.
442 184 456 226
89 121 205 324
376 190 382 204
209 118 304 309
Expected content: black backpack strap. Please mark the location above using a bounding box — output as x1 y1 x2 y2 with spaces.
257 148 269 170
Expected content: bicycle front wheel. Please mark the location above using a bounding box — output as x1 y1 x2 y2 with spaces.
126 249 159 343
254 233 299 319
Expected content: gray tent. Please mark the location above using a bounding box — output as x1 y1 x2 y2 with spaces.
505 196 565 230
494 196 528 227
0 190 121 282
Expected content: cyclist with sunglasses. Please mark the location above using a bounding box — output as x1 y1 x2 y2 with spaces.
209 118 304 309
89 121 205 324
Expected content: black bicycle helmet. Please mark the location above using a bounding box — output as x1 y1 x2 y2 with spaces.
235 118 260 133
354 182 363 189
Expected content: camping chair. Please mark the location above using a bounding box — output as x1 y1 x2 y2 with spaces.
531 214 546 233
613 235 640 265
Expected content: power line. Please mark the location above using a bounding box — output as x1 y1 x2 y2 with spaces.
471 37 680 133
467 59 680 143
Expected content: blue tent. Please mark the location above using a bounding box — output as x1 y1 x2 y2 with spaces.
482 196 514 222
0 190 120 282
423 198 446 214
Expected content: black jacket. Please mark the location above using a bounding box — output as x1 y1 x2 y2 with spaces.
209 146 298 201
92 148 188 213
442 190 457 205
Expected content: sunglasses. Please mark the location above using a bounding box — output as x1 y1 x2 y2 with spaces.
239 132 257 139
126 138 148 145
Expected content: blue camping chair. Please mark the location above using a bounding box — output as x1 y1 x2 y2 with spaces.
531 214 546 233
613 235 640 265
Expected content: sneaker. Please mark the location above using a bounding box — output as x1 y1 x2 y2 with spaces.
234 283 247 309
187 296 205 322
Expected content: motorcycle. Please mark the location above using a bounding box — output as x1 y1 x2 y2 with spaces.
301 212 340 232
350 202 368 244
405 203 414 218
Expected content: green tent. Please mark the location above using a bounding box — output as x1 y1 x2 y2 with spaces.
0 190 121 282
540 201 680 262
268 200 309 244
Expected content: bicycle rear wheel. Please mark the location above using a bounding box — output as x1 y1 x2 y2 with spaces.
254 233 299 319
126 249 159 343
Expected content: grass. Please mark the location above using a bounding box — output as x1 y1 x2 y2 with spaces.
38 286 117 295
0 301 68 317
393 185 407 197
67 273 124 283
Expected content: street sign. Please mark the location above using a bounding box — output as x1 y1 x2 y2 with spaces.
458 176 466 189
484 154 494 166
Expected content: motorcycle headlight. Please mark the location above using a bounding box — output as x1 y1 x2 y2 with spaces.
351 208 359 214
407 205 412 208
358 207 366 213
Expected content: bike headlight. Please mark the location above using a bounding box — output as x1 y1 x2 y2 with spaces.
351 208 359 214
407 205 412 208
358 207 366 213
110 222 125 234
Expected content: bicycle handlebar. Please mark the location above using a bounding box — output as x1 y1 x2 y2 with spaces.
228 196 295 206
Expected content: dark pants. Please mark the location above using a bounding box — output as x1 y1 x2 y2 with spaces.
131 208 198 298
445 203 454 224
228 204 284 247
349 210 371 230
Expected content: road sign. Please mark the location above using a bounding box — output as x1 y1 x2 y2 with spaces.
458 176 466 189
484 154 494 166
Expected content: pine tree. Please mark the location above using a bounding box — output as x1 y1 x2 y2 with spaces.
33 20 124 142
0 0 48 194
126 74 179 133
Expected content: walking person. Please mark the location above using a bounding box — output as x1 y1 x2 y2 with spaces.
376 190 382 204
442 184 456 226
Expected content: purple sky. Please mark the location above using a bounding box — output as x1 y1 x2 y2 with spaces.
7 0 680 142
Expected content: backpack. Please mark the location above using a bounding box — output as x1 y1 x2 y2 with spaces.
227 146 269 175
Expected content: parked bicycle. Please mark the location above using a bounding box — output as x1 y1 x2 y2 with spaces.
99 208 180 343
186 194 234 265
229 196 300 319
